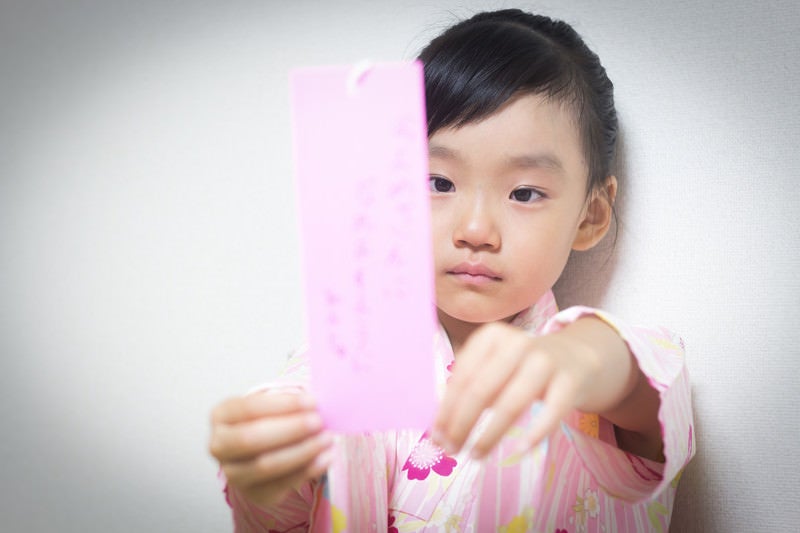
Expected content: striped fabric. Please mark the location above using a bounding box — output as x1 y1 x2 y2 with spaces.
224 290 695 532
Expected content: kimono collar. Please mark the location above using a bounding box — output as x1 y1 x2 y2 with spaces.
509 289 559 335
436 290 559 376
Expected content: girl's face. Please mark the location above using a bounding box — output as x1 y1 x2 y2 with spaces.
429 93 607 335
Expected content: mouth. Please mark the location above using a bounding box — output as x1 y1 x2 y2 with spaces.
447 262 502 284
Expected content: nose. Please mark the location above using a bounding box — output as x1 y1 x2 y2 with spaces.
452 192 501 251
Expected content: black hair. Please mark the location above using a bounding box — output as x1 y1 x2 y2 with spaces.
418 9 618 193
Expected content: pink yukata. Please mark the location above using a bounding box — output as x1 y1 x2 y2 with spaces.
223 290 695 532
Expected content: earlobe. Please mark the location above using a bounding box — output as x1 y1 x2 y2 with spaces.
572 176 617 251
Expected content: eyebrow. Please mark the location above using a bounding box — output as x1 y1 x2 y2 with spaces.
505 153 564 173
428 144 458 160
429 144 564 175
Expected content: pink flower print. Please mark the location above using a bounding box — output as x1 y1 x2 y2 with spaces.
402 437 457 480
445 360 455 383
388 514 399 533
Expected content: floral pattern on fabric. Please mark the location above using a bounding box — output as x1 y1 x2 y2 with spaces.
576 412 600 439
498 507 535 533
223 290 695 532
572 488 600 531
402 433 457 480
331 504 346 533
647 501 669 533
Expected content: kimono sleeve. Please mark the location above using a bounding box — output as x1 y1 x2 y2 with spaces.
220 348 322 532
541 306 696 502
223 476 319 533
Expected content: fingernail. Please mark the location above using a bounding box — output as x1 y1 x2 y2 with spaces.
443 441 458 456
316 431 333 447
298 394 316 408
313 448 334 471
469 447 485 460
430 429 458 455
306 413 323 431
511 437 533 456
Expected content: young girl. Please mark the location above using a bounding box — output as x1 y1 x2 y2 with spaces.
209 9 694 532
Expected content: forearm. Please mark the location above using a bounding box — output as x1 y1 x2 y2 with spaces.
559 317 661 437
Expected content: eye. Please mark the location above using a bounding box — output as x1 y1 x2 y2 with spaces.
429 176 455 193
509 187 544 203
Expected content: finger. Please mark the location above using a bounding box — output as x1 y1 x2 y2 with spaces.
210 410 323 462
211 392 316 425
470 352 555 458
433 323 507 437
445 322 514 390
435 332 489 419
522 372 579 451
449 323 505 374
437 332 532 454
432 325 498 447
223 430 334 488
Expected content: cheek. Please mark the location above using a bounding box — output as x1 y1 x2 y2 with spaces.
546 230 578 281
543 219 578 259
541 203 583 246
430 207 450 258
513 218 576 279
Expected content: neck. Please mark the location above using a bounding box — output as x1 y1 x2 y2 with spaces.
437 309 519 354
437 310 479 353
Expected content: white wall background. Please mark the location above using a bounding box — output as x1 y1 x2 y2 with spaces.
1 1 797 531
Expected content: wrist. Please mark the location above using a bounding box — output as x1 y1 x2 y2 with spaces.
559 316 635 413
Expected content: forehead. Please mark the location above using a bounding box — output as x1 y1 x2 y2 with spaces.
428 93 586 175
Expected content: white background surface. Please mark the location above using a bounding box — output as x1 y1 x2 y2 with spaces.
1 1 798 531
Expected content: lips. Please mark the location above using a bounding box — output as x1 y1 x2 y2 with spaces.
447 262 502 283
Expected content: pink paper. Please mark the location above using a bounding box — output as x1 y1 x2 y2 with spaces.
289 61 437 432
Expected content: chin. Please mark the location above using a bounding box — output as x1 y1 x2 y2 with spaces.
437 304 511 325
436 286 533 324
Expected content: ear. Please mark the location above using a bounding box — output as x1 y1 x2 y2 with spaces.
572 175 617 251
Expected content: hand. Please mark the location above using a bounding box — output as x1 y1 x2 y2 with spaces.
431 320 616 459
209 391 334 507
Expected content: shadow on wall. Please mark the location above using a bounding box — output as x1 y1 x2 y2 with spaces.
669 406 708 532
554 127 705 530
553 125 629 309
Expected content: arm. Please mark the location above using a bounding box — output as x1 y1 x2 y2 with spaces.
432 308 693 483
543 306 695 501
559 317 663 461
